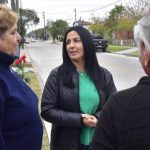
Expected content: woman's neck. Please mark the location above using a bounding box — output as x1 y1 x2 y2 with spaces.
72 59 85 72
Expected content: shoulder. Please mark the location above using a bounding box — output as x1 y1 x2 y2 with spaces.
50 66 60 75
104 85 139 113
98 66 114 86
99 66 112 77
46 66 62 85
48 66 61 78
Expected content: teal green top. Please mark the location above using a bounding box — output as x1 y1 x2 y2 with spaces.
79 72 100 145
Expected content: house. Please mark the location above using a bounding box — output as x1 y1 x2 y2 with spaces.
0 0 8 4
73 19 91 31
112 30 135 46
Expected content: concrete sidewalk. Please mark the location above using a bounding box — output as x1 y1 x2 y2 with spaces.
114 47 138 55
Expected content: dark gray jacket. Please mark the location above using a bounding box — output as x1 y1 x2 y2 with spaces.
41 66 116 150
91 76 150 150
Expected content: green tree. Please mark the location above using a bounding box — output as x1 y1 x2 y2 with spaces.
104 5 125 43
32 28 44 38
116 18 137 31
18 8 39 38
105 5 125 29
48 20 69 42
109 5 125 20
89 23 105 36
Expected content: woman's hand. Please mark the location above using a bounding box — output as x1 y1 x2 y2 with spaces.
81 114 98 127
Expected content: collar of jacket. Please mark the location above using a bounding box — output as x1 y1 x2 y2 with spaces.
138 76 150 85
0 51 18 66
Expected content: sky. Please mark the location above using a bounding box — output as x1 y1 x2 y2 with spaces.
10 0 130 32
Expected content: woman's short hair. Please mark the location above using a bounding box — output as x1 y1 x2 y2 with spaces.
134 13 150 53
0 5 18 35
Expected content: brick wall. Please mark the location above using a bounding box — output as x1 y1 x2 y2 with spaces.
115 30 133 40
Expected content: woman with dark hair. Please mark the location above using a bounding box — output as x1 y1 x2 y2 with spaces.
41 26 116 150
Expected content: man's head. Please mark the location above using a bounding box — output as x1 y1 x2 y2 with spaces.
134 14 150 75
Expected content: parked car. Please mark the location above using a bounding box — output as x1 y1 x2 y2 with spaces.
31 38 37 42
92 34 108 52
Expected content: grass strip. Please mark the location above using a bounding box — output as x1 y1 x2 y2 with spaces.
107 45 132 52
26 71 50 150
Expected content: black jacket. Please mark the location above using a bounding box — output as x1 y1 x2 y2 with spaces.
91 76 150 150
41 66 116 150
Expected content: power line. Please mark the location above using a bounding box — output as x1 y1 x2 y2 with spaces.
39 0 122 26
45 10 72 15
79 0 122 13
41 0 122 16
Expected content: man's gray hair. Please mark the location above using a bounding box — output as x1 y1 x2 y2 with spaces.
134 13 150 53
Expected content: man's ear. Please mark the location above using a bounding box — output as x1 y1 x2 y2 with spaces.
140 41 150 66
144 52 150 66
143 50 150 67
141 41 145 51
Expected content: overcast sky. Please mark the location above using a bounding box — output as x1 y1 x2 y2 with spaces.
14 0 130 31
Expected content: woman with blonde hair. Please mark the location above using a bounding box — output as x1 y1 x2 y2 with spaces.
0 5 43 150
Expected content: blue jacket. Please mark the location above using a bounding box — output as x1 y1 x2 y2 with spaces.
0 51 43 150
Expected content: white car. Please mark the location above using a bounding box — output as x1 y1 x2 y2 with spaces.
31 38 37 42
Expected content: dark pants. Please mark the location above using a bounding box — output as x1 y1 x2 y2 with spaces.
79 144 90 150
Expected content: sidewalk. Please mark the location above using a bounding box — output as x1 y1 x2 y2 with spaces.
114 47 138 56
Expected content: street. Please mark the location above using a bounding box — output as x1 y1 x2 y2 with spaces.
26 41 145 141
27 41 145 91
96 52 145 90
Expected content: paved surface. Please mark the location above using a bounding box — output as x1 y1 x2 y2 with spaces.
114 47 138 55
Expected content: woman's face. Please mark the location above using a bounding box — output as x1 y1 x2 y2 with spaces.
66 30 84 63
0 22 21 55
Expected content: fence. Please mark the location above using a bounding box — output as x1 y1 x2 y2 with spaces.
112 39 136 47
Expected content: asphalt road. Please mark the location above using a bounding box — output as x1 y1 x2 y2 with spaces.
27 41 145 91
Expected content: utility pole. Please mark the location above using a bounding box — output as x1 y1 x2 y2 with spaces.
75 8 76 24
11 0 19 13
11 0 20 57
74 8 77 26
42 12 46 40
16 0 19 13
